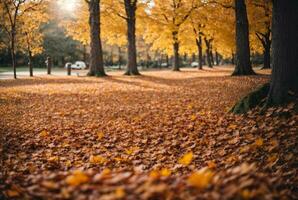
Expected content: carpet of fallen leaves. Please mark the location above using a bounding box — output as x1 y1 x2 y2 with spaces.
0 67 297 200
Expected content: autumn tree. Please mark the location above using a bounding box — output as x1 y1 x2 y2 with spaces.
18 2 48 76
145 0 203 71
0 0 44 79
85 0 106 76
248 0 272 69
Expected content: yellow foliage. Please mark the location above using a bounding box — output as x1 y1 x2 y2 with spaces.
40 130 49 137
160 168 171 177
90 155 107 164
115 187 126 199
65 170 89 186
255 138 264 147
97 132 104 140
187 168 214 190
149 168 171 179
179 152 193 166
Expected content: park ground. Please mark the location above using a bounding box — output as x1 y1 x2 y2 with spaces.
0 67 297 199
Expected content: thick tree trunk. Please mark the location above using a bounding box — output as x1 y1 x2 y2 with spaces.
204 38 213 68
88 0 106 77
195 36 203 69
267 0 298 105
232 0 255 76
124 0 140 75
172 31 180 71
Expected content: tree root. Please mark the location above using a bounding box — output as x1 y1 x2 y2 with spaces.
230 83 270 114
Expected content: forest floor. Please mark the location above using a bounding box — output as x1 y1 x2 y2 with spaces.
0 67 297 200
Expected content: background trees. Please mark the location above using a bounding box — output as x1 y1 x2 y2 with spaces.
0 0 45 78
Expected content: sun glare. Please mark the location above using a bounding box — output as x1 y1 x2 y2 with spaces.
57 0 78 12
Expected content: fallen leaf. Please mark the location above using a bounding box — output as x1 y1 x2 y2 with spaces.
188 168 214 189
179 152 193 166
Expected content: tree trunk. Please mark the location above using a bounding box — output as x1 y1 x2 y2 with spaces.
10 30 17 79
263 43 271 69
232 0 255 76
215 52 220 66
210 43 214 66
204 38 213 68
172 31 180 71
231 53 235 65
124 0 140 75
166 55 169 67
28 51 33 77
266 0 298 105
83 45 87 64
195 36 203 70
118 46 122 70
88 0 106 77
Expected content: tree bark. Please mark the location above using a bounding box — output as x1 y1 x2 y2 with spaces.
10 30 17 79
232 0 255 76
87 0 106 77
204 38 213 68
210 43 214 66
118 46 122 70
124 0 140 75
172 31 180 71
28 51 33 77
266 0 298 105
231 53 235 65
263 41 271 69
195 35 203 69
215 51 220 66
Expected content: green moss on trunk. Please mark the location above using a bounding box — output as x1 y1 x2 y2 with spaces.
230 83 270 114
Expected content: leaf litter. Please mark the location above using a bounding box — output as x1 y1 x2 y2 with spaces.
0 69 297 199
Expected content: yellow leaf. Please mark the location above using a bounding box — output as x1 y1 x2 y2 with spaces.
90 155 107 164
65 170 89 186
255 138 264 147
187 104 193 109
48 156 59 162
40 130 49 137
115 187 125 199
241 189 252 200
160 168 171 177
125 146 139 155
179 152 193 166
207 161 216 169
97 132 104 140
102 168 111 176
149 170 160 179
228 124 237 130
187 168 214 189
190 115 197 121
